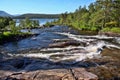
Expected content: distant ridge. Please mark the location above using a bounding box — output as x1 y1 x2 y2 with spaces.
0 11 60 18
0 11 13 17
13 13 60 19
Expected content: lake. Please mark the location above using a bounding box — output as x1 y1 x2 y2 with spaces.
15 18 58 26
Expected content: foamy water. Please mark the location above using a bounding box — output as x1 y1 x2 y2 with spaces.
14 31 120 62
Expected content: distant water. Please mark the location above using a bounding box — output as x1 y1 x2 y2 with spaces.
15 18 57 26
31 18 57 25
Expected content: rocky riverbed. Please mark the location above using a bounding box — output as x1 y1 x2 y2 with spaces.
0 26 120 80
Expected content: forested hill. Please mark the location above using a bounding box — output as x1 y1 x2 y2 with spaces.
0 11 13 17
13 13 60 19
52 0 120 33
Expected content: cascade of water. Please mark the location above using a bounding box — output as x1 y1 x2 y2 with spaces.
1 26 120 62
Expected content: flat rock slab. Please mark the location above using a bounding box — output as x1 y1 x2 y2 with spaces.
72 68 98 80
0 68 98 80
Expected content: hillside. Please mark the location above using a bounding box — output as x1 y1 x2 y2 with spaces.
13 13 60 19
0 11 60 19
0 11 13 17
52 0 120 32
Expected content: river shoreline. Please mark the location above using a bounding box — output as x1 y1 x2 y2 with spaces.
0 33 39 45
98 31 120 37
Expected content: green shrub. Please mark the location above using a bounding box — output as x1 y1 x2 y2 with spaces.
0 32 13 42
111 27 120 33
3 31 12 36
102 27 111 32
105 21 118 27
91 26 97 31
102 27 120 33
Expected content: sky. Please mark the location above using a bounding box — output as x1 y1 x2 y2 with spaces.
0 0 95 15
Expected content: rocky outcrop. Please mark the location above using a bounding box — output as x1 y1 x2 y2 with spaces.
0 57 98 80
49 40 86 48
98 32 120 37
0 68 98 80
86 47 120 80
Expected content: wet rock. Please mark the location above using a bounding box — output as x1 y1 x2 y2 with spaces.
86 47 120 79
0 58 33 71
53 39 72 43
99 32 120 37
24 60 64 71
0 70 13 78
0 65 17 71
72 61 97 68
9 59 25 69
0 53 4 59
49 40 86 48
24 62 51 71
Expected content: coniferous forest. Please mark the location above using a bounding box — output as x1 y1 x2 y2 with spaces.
51 0 120 33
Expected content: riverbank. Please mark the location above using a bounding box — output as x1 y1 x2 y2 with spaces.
74 26 120 37
99 31 120 37
0 32 39 45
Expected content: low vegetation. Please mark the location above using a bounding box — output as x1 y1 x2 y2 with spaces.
102 27 120 33
19 17 39 29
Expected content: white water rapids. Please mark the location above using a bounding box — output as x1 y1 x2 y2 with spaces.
14 32 120 62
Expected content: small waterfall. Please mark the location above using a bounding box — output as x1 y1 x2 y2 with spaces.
1 26 120 62
14 32 115 62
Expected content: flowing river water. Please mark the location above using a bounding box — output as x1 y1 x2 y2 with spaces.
1 26 120 63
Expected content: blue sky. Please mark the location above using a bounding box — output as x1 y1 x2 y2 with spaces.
0 0 95 15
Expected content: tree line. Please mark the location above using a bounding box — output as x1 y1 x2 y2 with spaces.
18 17 39 29
0 17 40 33
51 0 120 33
13 14 60 19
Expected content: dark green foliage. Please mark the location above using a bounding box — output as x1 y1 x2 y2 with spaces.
52 0 120 32
0 17 37 44
0 17 12 31
9 20 20 34
102 27 120 33
19 17 40 29
32 20 39 27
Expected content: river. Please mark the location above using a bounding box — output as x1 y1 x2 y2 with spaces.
0 25 120 62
